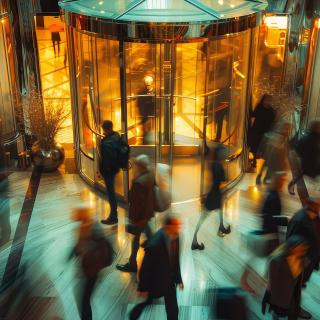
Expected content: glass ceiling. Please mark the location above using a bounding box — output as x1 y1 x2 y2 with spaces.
59 0 267 23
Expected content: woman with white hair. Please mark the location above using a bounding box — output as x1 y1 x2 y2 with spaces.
117 154 155 273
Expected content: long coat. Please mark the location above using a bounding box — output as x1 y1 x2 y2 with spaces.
138 229 182 298
129 170 155 226
248 104 276 155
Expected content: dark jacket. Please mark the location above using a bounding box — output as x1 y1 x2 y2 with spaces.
138 229 182 298
129 170 155 226
100 131 120 176
286 208 319 262
262 190 281 234
267 255 302 314
248 104 276 154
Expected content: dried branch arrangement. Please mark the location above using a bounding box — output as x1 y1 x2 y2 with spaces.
22 88 70 149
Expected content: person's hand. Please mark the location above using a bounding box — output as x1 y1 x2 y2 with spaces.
137 291 149 298
178 282 184 290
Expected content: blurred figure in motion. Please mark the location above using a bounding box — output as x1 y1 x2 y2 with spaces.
247 94 276 170
0 118 10 247
70 207 114 320
100 120 121 225
129 214 183 320
117 155 155 273
49 21 63 58
256 121 290 185
286 198 320 289
191 145 230 251
262 236 309 320
288 120 320 205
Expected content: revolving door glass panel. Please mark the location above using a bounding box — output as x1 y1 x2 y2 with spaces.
125 42 158 189
0 15 17 141
173 42 206 201
203 30 251 194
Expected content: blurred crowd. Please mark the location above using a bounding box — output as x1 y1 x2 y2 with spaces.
0 93 319 320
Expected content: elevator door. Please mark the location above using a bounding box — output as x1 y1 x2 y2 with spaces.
125 41 205 202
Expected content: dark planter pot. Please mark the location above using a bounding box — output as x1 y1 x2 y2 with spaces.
30 142 65 172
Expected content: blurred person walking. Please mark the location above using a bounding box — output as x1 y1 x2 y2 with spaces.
100 120 121 225
70 207 114 320
288 120 320 205
256 121 290 185
262 235 309 320
247 94 276 170
117 155 155 273
286 198 320 288
191 145 230 251
129 214 183 320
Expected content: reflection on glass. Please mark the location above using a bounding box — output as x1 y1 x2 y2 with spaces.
35 16 72 144
0 16 17 140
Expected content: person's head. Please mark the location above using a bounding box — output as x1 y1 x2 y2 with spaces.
102 120 113 136
72 207 93 222
305 198 320 218
133 154 150 174
163 213 181 239
144 75 154 92
260 94 273 108
271 172 287 191
285 235 308 260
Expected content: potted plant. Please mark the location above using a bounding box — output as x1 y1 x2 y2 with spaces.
22 88 70 172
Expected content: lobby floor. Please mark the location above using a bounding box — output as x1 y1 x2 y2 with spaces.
0 166 319 320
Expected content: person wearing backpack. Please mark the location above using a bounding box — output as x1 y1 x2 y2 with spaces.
100 120 121 225
70 207 114 320
117 155 155 273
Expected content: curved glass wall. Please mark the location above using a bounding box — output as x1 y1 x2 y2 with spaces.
0 11 19 142
60 0 267 202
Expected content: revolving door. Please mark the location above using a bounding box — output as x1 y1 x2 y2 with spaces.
60 0 266 202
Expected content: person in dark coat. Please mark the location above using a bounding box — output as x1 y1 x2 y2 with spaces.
191 145 230 250
262 235 309 320
248 94 276 169
129 214 183 320
288 120 320 205
214 87 231 142
136 76 155 144
117 154 155 273
286 198 320 286
70 207 114 320
100 120 121 225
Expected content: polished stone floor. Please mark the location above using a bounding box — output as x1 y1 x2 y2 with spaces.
0 166 319 320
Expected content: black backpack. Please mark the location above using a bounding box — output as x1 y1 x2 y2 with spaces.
116 135 130 170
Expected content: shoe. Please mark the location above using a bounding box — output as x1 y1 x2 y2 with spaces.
191 242 205 250
101 216 118 225
217 225 231 237
116 263 137 273
256 174 262 185
299 308 312 319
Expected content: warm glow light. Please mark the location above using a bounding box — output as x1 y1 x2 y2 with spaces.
317 19 320 29
265 16 288 29
99 1 103 5
1 19 5 24
230 4 235 8
218 0 224 5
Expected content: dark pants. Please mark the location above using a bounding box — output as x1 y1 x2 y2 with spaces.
103 173 117 218
129 223 152 266
130 285 178 320
81 276 97 320
215 108 229 141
